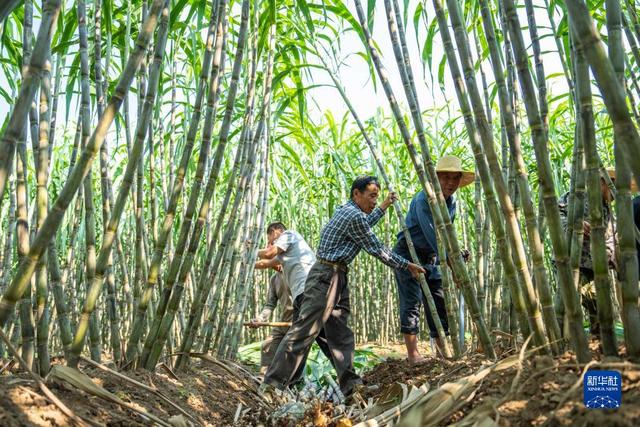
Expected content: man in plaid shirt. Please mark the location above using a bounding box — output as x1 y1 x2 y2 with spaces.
260 176 425 399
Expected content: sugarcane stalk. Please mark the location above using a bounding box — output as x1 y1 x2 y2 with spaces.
91 0 122 365
621 14 640 70
0 0 61 210
524 0 549 128
225 141 265 358
564 0 640 185
34 25 53 376
141 2 231 365
565 85 587 312
67 0 171 368
178 118 248 365
501 0 590 362
544 0 575 95
16 0 36 370
75 0 101 365
354 0 494 358
612 1 640 359
442 0 550 350
575 42 618 355
125 0 223 362
0 0 165 328
225 24 274 359
478 0 561 349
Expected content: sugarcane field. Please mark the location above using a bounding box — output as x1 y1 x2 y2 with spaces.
3 0 640 425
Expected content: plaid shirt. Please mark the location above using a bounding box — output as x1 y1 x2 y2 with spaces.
317 200 409 270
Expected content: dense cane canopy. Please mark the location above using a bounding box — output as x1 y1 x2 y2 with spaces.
1 0 640 424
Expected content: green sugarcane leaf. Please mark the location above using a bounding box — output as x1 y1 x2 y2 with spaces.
297 0 315 33
438 54 447 91
413 1 423 51
425 16 438 84
366 0 375 32
280 140 309 181
169 0 190 29
102 0 113 41
53 5 78 54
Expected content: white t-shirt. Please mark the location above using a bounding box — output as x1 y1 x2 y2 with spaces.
273 230 316 299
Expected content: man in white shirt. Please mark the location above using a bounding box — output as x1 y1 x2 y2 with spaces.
255 222 316 302
254 222 331 386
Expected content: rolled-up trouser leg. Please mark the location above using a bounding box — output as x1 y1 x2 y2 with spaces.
422 278 449 339
395 267 423 335
395 266 449 338
263 263 346 390
260 326 289 371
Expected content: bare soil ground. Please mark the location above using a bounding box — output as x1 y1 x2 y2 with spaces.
361 338 640 426
2 339 639 426
0 356 264 426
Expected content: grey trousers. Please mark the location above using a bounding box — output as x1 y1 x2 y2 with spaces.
260 325 289 372
263 262 362 395
288 293 337 385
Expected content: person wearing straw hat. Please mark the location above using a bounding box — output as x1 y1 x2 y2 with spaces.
555 168 621 336
393 155 474 363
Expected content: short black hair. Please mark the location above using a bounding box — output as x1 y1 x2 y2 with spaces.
350 175 380 198
266 222 286 234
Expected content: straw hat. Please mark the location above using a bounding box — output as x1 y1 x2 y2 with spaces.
605 167 638 192
435 155 475 187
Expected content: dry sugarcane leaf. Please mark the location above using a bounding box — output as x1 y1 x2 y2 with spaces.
366 383 406 418
48 365 119 402
160 362 181 382
79 355 200 426
493 355 519 371
189 353 260 393
396 356 521 427
364 382 431 420
47 366 171 427
0 359 17 374
6 377 34 386
450 399 499 427
168 415 190 427
473 416 499 427
426 381 474 422
356 383 429 427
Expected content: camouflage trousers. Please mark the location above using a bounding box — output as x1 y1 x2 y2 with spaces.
554 269 599 334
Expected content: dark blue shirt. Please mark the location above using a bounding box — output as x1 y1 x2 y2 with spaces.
395 191 456 279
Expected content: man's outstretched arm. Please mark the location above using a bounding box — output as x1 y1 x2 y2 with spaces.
257 245 283 259
255 257 281 270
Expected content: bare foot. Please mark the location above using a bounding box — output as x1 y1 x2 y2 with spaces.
407 355 427 364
